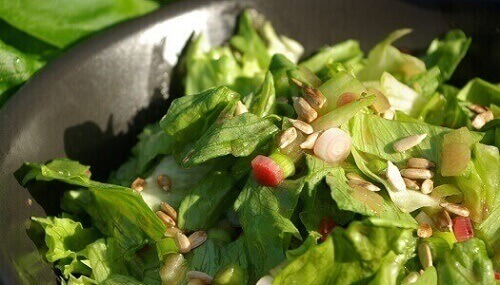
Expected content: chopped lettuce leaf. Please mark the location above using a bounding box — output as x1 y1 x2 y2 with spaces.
422 30 471 81
457 78 500 107
380 72 427 117
300 40 363 74
250 71 276 117
274 221 417 285
358 29 426 82
317 71 366 113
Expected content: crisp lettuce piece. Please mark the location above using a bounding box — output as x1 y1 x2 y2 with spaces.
250 71 276 117
108 124 174 186
234 178 304 282
159 86 240 145
418 85 469 128
259 20 303 64
317 71 366 114
178 171 237 231
178 112 278 168
300 40 363 74
31 217 100 278
273 221 417 285
380 72 427 117
422 30 471 81
358 29 426 82
457 78 500 107
407 66 441 97
436 239 495 285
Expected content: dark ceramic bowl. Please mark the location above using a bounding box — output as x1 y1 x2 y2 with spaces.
1 0 499 283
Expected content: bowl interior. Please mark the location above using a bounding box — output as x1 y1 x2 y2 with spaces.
1 0 499 283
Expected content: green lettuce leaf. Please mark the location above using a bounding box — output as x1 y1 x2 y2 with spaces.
436 239 495 285
159 86 240 145
273 220 417 285
108 124 174 186
250 71 276 117
457 78 500 107
178 171 237 231
422 30 471 81
358 29 426 82
178 112 278 168
0 0 159 48
234 178 304 282
379 72 427 117
317 71 366 113
300 40 363 74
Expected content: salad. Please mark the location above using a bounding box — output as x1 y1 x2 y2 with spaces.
18 9 499 285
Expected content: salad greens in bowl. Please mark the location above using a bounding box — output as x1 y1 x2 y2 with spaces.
15 9 499 285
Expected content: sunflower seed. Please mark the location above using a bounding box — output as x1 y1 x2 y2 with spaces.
279 127 298 149
188 231 208 250
417 222 433 238
346 172 364 182
293 97 318 123
467 104 488 114
131 177 147 192
440 202 470 217
164 227 182 238
402 272 420 284
289 118 314 134
256 275 274 285
348 179 381 192
436 209 453 232
420 179 434 194
160 202 178 222
393 134 427 152
472 110 494 129
235 101 249 115
418 243 433 268
386 161 406 191
407 158 435 169
157 174 172 191
300 131 319 149
400 168 434 180
382 109 395 120
156 211 176 228
187 278 206 285
303 86 327 109
403 178 420 190
174 232 191 253
187 271 213 283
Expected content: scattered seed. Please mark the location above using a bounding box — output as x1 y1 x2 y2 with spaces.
156 211 176 228
289 118 314 134
420 179 434 194
440 202 470 217
386 161 406 191
303 86 327 109
290 77 304 88
393 134 427 152
174 232 191 253
157 174 172 191
160 202 178 222
436 210 453 232
400 168 434 180
279 127 298 149
293 97 318 123
164 227 182 238
26 198 33 206
417 222 433 238
418 243 433 268
188 231 208 250
346 172 364 182
348 179 381 192
187 278 206 285
472 110 494 129
382 109 395 120
235 101 249 115
403 178 420 191
402 272 420 284
299 131 319 149
187 271 213 283
131 177 147 192
467 104 488 114
407 158 435 169
256 275 274 285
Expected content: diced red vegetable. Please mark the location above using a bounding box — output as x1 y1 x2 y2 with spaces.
251 155 284 187
495 272 500 280
318 216 336 241
452 216 474 242
337 92 358 107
